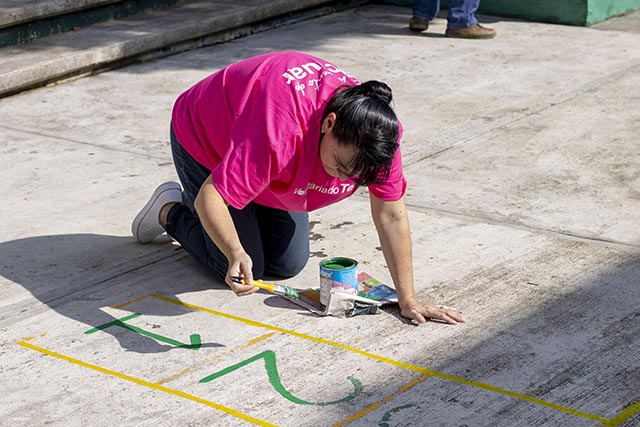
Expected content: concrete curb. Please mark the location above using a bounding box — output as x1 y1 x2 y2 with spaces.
0 0 120 28
0 0 363 98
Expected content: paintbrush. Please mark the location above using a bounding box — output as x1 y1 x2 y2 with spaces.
230 276 299 299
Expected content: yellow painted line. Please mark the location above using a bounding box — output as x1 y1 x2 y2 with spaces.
16 340 277 427
246 333 277 346
21 332 47 342
110 295 147 309
331 374 431 427
604 399 640 427
156 332 277 385
151 294 610 424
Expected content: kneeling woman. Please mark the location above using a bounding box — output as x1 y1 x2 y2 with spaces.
132 51 464 325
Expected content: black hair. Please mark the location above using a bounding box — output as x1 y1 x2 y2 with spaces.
322 80 399 186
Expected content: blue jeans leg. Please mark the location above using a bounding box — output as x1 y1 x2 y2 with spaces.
447 0 479 29
166 124 310 281
412 0 440 20
255 204 309 278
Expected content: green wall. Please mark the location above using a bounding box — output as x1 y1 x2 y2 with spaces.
478 0 587 25
389 0 640 25
586 0 640 24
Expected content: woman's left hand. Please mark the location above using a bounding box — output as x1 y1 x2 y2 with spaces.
400 297 465 325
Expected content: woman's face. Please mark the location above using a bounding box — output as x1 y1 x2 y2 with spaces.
319 113 358 181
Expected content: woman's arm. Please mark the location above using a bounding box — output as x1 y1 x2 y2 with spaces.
369 193 465 325
194 174 257 296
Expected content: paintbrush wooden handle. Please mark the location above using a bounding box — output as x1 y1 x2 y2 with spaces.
231 276 274 292
230 276 298 298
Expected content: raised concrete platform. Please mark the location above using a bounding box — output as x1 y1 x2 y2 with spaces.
0 0 360 98
0 0 120 28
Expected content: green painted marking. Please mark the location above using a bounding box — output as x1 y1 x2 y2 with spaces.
378 404 417 427
200 350 362 405
85 313 201 350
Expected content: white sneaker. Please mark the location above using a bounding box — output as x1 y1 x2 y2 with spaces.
132 182 183 243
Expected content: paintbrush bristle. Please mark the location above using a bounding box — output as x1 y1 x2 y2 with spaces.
273 284 299 299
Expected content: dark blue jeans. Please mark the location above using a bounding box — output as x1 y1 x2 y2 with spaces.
165 125 310 281
413 0 479 29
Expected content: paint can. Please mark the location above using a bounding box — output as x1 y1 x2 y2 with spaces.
319 257 358 306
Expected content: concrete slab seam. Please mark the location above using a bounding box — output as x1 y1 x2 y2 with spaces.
0 124 170 161
403 202 640 252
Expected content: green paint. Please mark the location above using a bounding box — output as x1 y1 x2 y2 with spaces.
200 350 362 406
85 313 202 350
276 285 299 299
321 258 356 270
378 404 417 427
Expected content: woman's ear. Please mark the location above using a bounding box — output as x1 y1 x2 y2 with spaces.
322 112 337 134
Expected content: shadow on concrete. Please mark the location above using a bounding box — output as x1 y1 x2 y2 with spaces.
55 5 514 75
337 252 640 425
0 233 228 353
3 238 638 421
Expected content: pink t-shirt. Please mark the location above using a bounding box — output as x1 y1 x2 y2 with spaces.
171 51 406 212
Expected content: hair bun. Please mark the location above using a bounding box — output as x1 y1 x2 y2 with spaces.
360 81 393 105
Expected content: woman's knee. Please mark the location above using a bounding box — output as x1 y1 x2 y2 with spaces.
266 252 309 278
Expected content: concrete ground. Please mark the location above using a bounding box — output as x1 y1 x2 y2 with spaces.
1 3 639 427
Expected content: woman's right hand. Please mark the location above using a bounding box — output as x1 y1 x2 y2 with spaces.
195 176 258 297
226 251 258 296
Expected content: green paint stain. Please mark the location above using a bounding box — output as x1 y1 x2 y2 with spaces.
378 403 417 427
85 313 201 350
200 350 362 405
268 282 299 299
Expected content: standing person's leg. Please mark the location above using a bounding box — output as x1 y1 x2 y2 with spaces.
446 0 478 29
255 205 309 278
412 0 440 20
163 125 267 280
409 0 440 32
